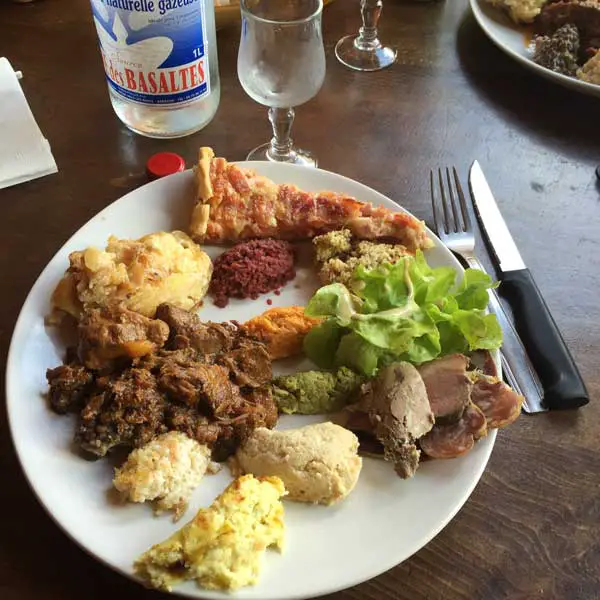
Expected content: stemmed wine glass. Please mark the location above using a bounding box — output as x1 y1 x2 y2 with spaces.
238 0 326 167
335 0 397 71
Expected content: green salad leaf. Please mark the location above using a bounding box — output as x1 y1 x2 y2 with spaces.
304 251 502 375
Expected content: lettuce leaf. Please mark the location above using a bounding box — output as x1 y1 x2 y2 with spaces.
304 251 502 375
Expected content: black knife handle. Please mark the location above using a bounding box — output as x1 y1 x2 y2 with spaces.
500 268 589 410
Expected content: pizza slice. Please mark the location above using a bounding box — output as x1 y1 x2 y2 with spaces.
189 147 433 252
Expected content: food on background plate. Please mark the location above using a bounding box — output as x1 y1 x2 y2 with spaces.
51 231 212 320
531 23 580 76
484 0 548 23
189 147 432 251
231 422 362 505
77 306 169 370
336 362 435 478
46 303 277 459
241 306 323 360
313 228 410 287
303 252 502 376
208 239 296 308
484 0 600 86
134 474 286 592
113 431 212 520
272 367 364 415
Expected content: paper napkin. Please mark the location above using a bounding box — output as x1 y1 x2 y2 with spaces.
0 57 58 190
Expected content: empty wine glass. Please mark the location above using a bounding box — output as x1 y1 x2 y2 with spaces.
335 0 397 72
238 0 326 167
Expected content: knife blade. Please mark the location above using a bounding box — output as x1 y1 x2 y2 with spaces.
469 161 589 410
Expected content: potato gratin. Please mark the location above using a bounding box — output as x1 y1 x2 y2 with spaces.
134 474 286 592
51 230 212 319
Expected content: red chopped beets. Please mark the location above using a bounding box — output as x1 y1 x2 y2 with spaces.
209 239 296 308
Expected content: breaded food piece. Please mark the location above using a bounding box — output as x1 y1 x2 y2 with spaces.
231 422 362 505
484 0 548 23
241 306 322 360
578 50 600 84
134 474 286 592
313 229 410 287
51 231 212 320
113 431 212 520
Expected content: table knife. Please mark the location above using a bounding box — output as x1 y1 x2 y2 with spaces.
469 161 589 410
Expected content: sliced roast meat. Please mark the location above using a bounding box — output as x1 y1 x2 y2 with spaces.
77 306 169 370
358 361 435 478
471 375 523 429
155 303 239 354
468 349 498 378
419 403 487 460
417 354 472 424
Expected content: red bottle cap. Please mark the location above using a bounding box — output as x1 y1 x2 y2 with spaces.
145 152 186 180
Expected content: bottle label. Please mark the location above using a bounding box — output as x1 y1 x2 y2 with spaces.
90 0 210 106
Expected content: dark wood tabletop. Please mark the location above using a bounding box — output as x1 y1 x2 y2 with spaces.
1 0 599 599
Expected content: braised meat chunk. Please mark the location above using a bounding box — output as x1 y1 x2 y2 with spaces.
76 368 167 457
158 360 243 415
78 306 169 370
535 1 600 51
155 303 239 354
216 339 272 388
47 363 94 414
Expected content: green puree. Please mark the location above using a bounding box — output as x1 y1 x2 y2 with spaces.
272 367 364 415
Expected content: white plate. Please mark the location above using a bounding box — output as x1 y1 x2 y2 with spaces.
470 0 600 99
6 162 497 600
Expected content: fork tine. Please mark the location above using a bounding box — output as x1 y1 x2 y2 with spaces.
445 167 461 233
430 170 442 235
437 168 450 234
452 166 472 231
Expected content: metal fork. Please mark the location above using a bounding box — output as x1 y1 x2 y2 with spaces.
430 167 545 413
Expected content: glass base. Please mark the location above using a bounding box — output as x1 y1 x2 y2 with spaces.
246 143 318 168
335 34 397 72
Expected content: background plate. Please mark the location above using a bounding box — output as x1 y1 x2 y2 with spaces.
470 0 600 99
6 162 497 600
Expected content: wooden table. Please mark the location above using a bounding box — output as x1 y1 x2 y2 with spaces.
1 1 599 599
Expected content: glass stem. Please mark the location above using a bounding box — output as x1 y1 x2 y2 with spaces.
267 107 295 162
356 0 383 51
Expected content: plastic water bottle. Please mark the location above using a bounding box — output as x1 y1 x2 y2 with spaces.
89 0 220 138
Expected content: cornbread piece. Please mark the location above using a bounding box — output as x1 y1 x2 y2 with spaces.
313 229 410 287
272 367 364 415
77 306 169 370
232 422 362 505
241 306 323 360
134 474 286 592
471 374 524 428
51 231 212 319
113 431 211 520
532 24 580 76
484 0 548 23
419 403 487 459
417 354 473 424
190 147 432 251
